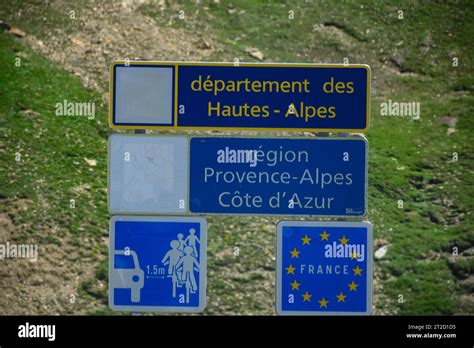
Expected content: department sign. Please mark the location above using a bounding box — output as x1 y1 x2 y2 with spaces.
109 61 370 132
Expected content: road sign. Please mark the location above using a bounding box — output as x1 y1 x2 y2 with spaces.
109 135 367 217
108 134 188 214
190 136 367 217
276 221 373 315
110 61 370 132
109 215 207 312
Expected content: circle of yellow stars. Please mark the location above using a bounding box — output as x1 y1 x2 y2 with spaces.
285 230 364 309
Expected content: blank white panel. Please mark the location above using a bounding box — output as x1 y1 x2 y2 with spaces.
109 135 188 213
115 66 173 125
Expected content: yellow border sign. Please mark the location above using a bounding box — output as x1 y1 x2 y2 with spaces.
109 61 370 132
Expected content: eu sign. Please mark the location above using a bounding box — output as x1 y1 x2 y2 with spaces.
276 221 373 315
110 61 370 132
109 216 207 312
190 136 368 217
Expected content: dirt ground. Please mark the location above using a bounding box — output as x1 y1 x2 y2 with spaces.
24 1 216 94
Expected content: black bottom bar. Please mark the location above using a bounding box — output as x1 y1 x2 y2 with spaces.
0 316 472 346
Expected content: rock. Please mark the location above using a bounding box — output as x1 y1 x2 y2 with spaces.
461 247 474 257
457 294 474 314
84 158 97 166
157 0 166 9
245 47 264 61
390 54 404 70
447 256 473 280
71 36 86 47
198 39 212 49
438 115 457 127
448 216 461 226
427 210 444 224
374 239 389 249
458 275 474 292
228 4 236 14
374 245 389 259
9 26 26 38
72 184 92 193
19 109 40 117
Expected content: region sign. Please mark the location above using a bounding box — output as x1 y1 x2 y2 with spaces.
109 61 370 132
109 215 207 312
276 221 373 315
108 134 368 217
108 135 368 217
189 136 367 216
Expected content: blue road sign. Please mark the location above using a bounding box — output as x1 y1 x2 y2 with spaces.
276 221 373 315
109 216 207 312
190 136 368 217
110 62 370 132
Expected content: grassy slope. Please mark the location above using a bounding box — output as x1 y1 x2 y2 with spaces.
0 30 110 309
1 0 473 315
0 30 111 234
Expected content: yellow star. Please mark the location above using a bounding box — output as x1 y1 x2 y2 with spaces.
319 297 329 308
290 248 300 258
336 292 346 302
290 280 300 291
353 265 363 276
286 264 296 275
351 251 358 260
319 230 330 241
348 281 358 291
302 291 312 302
339 236 349 245
301 235 312 245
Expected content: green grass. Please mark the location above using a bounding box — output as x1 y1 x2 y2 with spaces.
1 0 473 315
0 31 111 312
0 31 110 240
140 0 472 76
0 0 86 39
